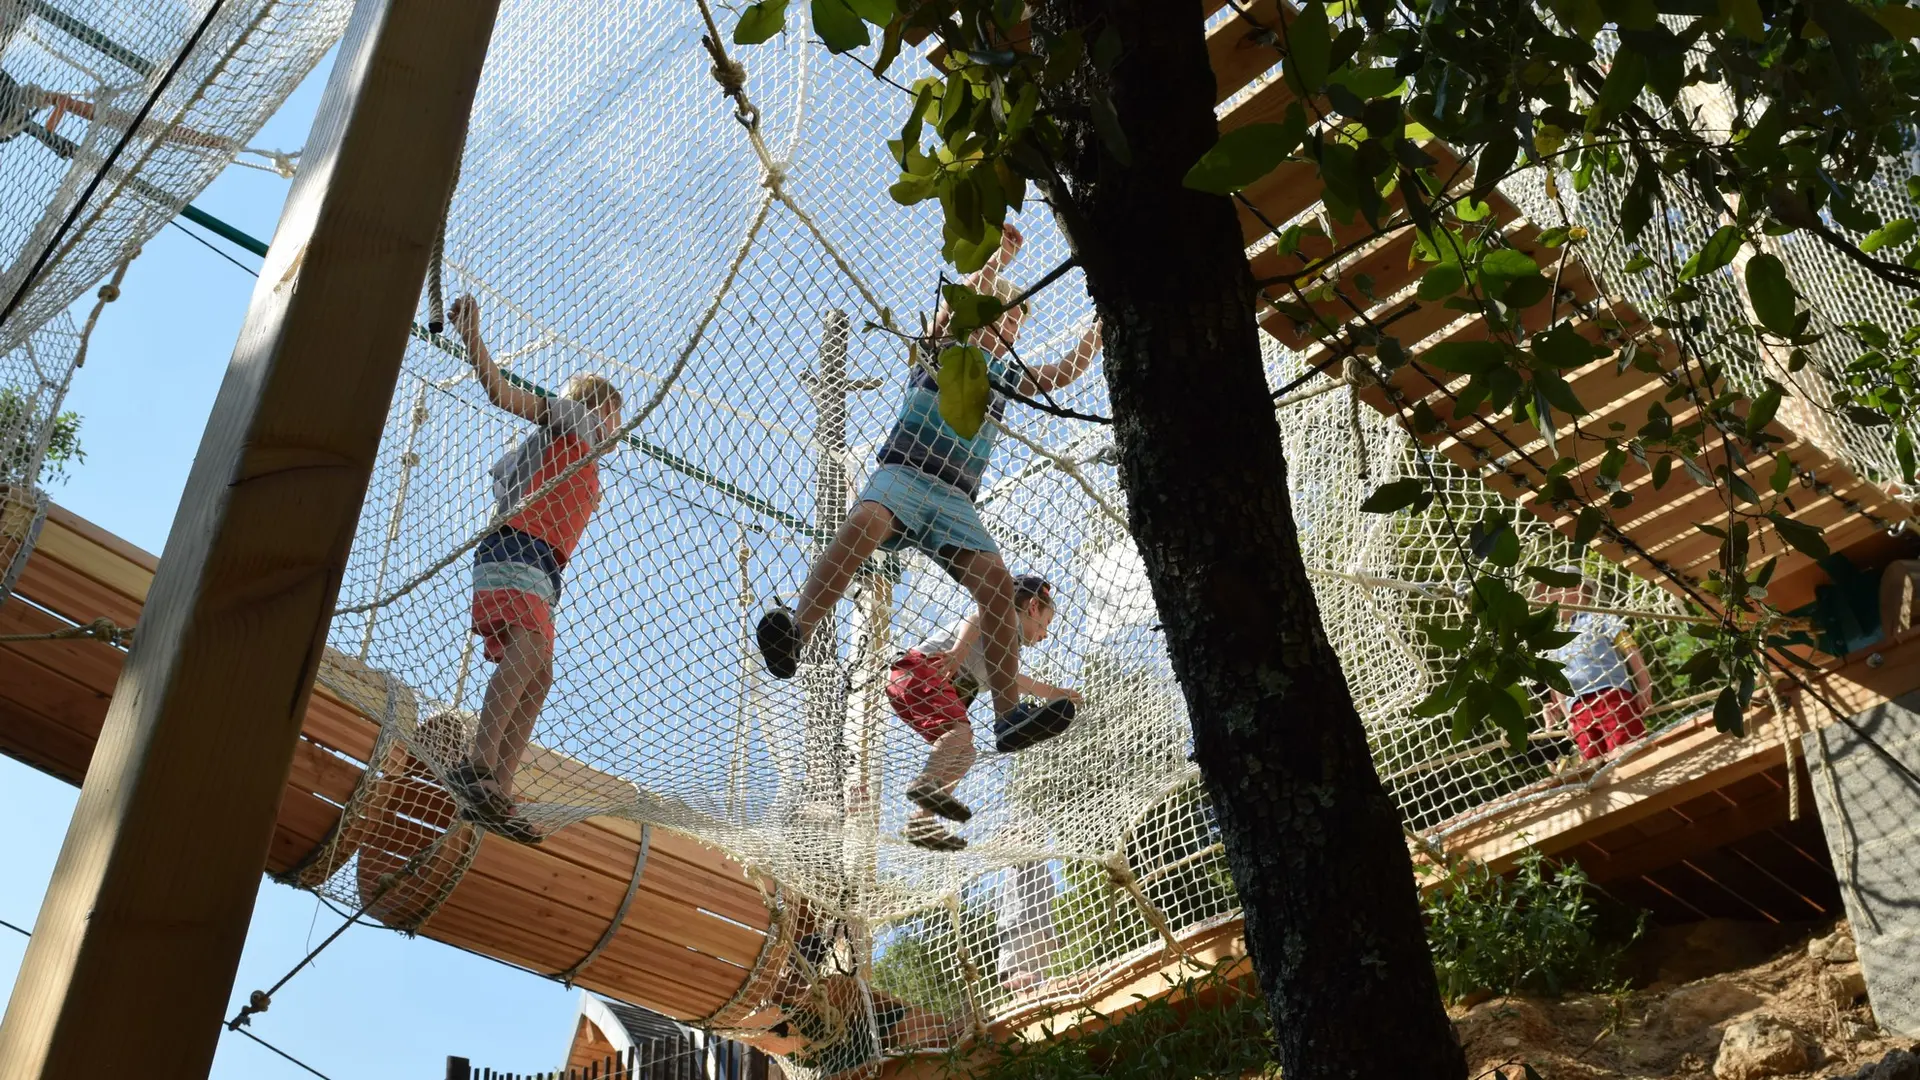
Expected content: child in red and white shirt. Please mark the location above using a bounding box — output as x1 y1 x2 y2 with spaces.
887 575 1080 850
448 294 622 842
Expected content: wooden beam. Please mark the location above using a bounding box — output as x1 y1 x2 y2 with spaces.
0 0 501 1073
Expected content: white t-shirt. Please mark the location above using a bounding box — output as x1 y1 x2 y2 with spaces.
915 616 991 700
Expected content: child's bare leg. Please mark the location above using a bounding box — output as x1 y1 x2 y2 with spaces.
909 725 977 822
947 549 1021 717
473 626 552 784
794 500 898 640
493 648 554 800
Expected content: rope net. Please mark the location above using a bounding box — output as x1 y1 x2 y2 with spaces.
302 5 1778 1068
3 1 1913 1074
0 0 346 352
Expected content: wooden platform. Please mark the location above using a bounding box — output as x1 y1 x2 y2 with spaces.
0 504 773 1026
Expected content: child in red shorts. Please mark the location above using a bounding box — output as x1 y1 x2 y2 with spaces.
888 575 1081 851
447 294 622 843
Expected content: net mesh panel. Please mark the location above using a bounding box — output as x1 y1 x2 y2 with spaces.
0 0 347 353
309 7 1744 1063
0 311 76 599
2 0 1910 1071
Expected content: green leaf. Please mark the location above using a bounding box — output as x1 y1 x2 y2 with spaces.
1360 477 1429 513
936 345 991 439
1424 340 1508 374
1092 24 1123 72
1285 1 1332 94
1899 428 1917 483
1502 273 1553 309
1745 254 1798 337
1725 0 1765 38
1767 512 1830 558
1574 507 1604 547
1490 526 1521 567
733 0 790 43
1680 225 1743 281
1090 88 1131 166
1532 323 1596 369
1862 217 1917 254
1873 3 1920 37
1183 119 1307 194
1480 248 1540 284
1746 384 1782 435
811 0 870 51
1713 685 1745 735
1590 50 1647 129
843 0 895 21
889 173 935 205
1808 0 1893 44
1526 565 1584 587
1624 254 1656 273
1771 453 1794 493
1417 262 1465 301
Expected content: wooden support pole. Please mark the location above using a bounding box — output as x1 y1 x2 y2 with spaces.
0 0 500 1073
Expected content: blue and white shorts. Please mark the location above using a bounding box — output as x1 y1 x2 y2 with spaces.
858 464 999 561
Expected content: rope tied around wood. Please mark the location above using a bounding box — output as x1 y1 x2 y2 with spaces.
0 615 133 647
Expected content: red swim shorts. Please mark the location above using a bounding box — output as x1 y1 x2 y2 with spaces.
1569 687 1648 761
471 588 555 664
886 649 971 743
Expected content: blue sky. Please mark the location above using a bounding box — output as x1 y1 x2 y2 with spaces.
0 50 586 1080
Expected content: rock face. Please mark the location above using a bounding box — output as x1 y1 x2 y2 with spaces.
1826 1047 1920 1080
1714 1017 1814 1080
1653 982 1768 1035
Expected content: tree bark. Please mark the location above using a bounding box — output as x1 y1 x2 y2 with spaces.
1034 2 1466 1075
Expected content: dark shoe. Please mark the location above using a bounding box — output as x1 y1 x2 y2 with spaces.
757 605 801 679
994 699 1076 753
904 819 967 851
448 761 543 844
458 802 545 844
905 780 972 823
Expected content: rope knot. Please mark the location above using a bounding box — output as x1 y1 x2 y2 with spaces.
96 284 120 302
710 55 748 96
1341 355 1381 388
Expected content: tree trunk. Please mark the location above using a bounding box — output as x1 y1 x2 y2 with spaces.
1034 2 1466 1075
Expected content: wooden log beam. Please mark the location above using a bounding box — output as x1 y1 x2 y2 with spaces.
0 0 502 1073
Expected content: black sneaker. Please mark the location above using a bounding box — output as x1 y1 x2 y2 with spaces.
905 780 972 823
994 699 1076 753
756 605 801 679
904 819 967 851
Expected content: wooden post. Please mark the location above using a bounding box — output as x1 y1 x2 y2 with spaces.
447 1057 473 1080
0 0 500 1074
797 311 852 826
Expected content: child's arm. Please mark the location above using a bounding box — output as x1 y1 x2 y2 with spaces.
1621 637 1654 713
930 224 1025 342
452 294 549 424
1540 690 1567 732
1019 318 1102 395
1017 673 1082 705
931 612 984 683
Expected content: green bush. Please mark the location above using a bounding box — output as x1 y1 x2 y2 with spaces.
953 960 1277 1080
1 388 84 485
1422 847 1641 1003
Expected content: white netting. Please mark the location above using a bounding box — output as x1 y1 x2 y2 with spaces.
295 4 1780 1069
8 1 1908 1072
0 0 345 351
0 311 76 601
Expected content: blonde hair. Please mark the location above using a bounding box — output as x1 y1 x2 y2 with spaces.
562 372 622 411
978 273 1031 315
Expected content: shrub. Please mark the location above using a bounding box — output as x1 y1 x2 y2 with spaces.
1422 847 1641 1003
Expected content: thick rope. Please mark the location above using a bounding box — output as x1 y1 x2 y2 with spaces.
335 191 776 617
0 616 133 647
